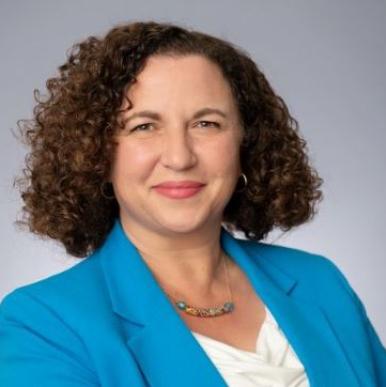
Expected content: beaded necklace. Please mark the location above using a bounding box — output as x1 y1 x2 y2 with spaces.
165 253 235 317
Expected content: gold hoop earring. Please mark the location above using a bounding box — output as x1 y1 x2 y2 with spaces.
236 172 248 193
101 182 115 200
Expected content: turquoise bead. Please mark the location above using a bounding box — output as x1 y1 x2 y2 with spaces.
176 301 187 310
223 302 234 312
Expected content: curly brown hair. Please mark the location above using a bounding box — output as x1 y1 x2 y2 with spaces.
15 20 323 258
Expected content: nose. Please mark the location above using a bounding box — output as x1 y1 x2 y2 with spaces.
160 128 197 171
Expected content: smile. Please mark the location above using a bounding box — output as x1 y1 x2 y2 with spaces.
153 186 204 199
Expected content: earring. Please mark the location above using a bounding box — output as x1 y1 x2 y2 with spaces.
236 172 248 193
100 182 115 200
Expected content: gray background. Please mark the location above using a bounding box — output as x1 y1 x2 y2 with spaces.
1 0 385 342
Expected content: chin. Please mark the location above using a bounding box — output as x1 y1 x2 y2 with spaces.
157 222 202 234
154 216 210 234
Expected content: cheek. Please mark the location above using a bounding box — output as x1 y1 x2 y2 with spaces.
203 137 241 173
111 141 155 181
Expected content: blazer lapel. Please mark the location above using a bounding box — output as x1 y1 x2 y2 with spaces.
221 234 362 387
99 218 361 387
98 219 227 387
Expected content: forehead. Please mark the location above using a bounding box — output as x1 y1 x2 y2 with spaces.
124 54 236 107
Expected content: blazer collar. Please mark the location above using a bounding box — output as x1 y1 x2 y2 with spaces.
98 218 361 387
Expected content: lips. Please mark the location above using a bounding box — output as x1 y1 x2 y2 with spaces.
153 181 205 199
154 181 205 189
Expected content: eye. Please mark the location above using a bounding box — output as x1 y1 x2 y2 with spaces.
196 121 220 128
130 123 153 132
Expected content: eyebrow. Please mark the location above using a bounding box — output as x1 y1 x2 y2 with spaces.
124 107 228 123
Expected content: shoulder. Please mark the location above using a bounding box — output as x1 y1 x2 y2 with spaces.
0 249 105 330
236 237 357 302
239 237 344 279
236 238 386 384
0 255 102 384
236 237 370 336
0 250 107 372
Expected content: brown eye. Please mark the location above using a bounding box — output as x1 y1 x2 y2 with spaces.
131 123 153 132
197 121 220 128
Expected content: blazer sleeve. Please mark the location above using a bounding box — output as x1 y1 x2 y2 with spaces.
0 288 99 387
325 259 386 386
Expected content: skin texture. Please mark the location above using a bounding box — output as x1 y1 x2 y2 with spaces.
110 54 244 294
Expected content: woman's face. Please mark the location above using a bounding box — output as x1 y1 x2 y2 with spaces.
110 54 244 237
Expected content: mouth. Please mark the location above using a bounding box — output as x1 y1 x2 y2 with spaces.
153 181 205 199
153 181 205 189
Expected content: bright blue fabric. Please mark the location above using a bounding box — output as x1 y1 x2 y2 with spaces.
1 218 385 386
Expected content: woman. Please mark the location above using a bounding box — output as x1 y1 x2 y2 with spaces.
0 21 384 387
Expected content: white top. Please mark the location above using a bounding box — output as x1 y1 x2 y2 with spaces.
192 305 310 387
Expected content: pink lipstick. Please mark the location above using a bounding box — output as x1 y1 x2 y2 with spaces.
153 181 205 199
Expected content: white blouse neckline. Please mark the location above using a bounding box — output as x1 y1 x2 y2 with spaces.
191 304 274 356
190 304 310 386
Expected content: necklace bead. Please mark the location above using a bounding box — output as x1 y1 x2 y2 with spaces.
176 301 187 310
173 300 235 317
223 302 235 312
168 253 235 318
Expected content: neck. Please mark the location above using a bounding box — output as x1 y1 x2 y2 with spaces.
120 217 229 297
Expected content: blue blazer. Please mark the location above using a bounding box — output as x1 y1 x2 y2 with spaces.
1 218 385 387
